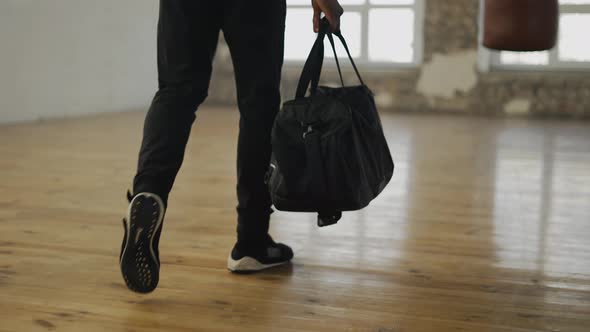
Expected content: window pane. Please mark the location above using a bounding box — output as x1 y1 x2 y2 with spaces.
370 0 414 4
559 0 590 4
284 9 316 60
500 51 550 65
368 9 415 62
285 10 362 61
286 0 311 5
324 12 362 59
340 0 366 4
559 14 590 62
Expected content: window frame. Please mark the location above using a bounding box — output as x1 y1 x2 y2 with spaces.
283 0 425 69
484 2 590 71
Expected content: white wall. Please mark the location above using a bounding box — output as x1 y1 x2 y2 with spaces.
0 0 158 124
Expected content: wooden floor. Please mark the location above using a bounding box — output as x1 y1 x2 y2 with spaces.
1 108 589 332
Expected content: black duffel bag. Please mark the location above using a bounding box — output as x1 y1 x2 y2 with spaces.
267 18 394 227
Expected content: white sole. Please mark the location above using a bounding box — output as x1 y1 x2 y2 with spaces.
227 255 288 272
120 192 165 293
122 192 165 268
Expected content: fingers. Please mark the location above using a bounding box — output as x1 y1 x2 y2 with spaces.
314 12 340 33
331 4 344 32
325 14 341 32
312 0 344 33
313 8 321 32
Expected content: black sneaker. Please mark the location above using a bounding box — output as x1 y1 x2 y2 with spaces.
119 192 165 293
227 235 294 273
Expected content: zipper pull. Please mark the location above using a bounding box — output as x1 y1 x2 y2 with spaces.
303 124 313 139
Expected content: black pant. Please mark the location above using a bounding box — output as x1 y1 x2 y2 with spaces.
133 0 287 243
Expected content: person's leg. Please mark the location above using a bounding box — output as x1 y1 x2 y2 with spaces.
133 0 222 205
222 0 293 272
121 0 222 293
223 0 286 244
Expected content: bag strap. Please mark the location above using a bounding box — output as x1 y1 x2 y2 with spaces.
330 30 366 87
326 32 344 87
295 18 366 99
295 23 326 99
303 127 342 227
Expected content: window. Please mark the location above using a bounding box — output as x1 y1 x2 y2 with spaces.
490 0 590 70
284 0 424 67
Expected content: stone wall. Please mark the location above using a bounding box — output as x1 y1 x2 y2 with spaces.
206 0 590 118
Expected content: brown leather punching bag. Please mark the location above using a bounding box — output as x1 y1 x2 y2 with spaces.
483 0 559 51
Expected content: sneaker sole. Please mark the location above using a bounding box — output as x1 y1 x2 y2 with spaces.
120 193 164 293
227 255 289 273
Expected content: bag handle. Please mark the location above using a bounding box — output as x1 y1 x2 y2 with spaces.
329 30 366 87
295 17 366 99
295 21 328 99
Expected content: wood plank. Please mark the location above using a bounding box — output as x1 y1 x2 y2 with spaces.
0 108 589 331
